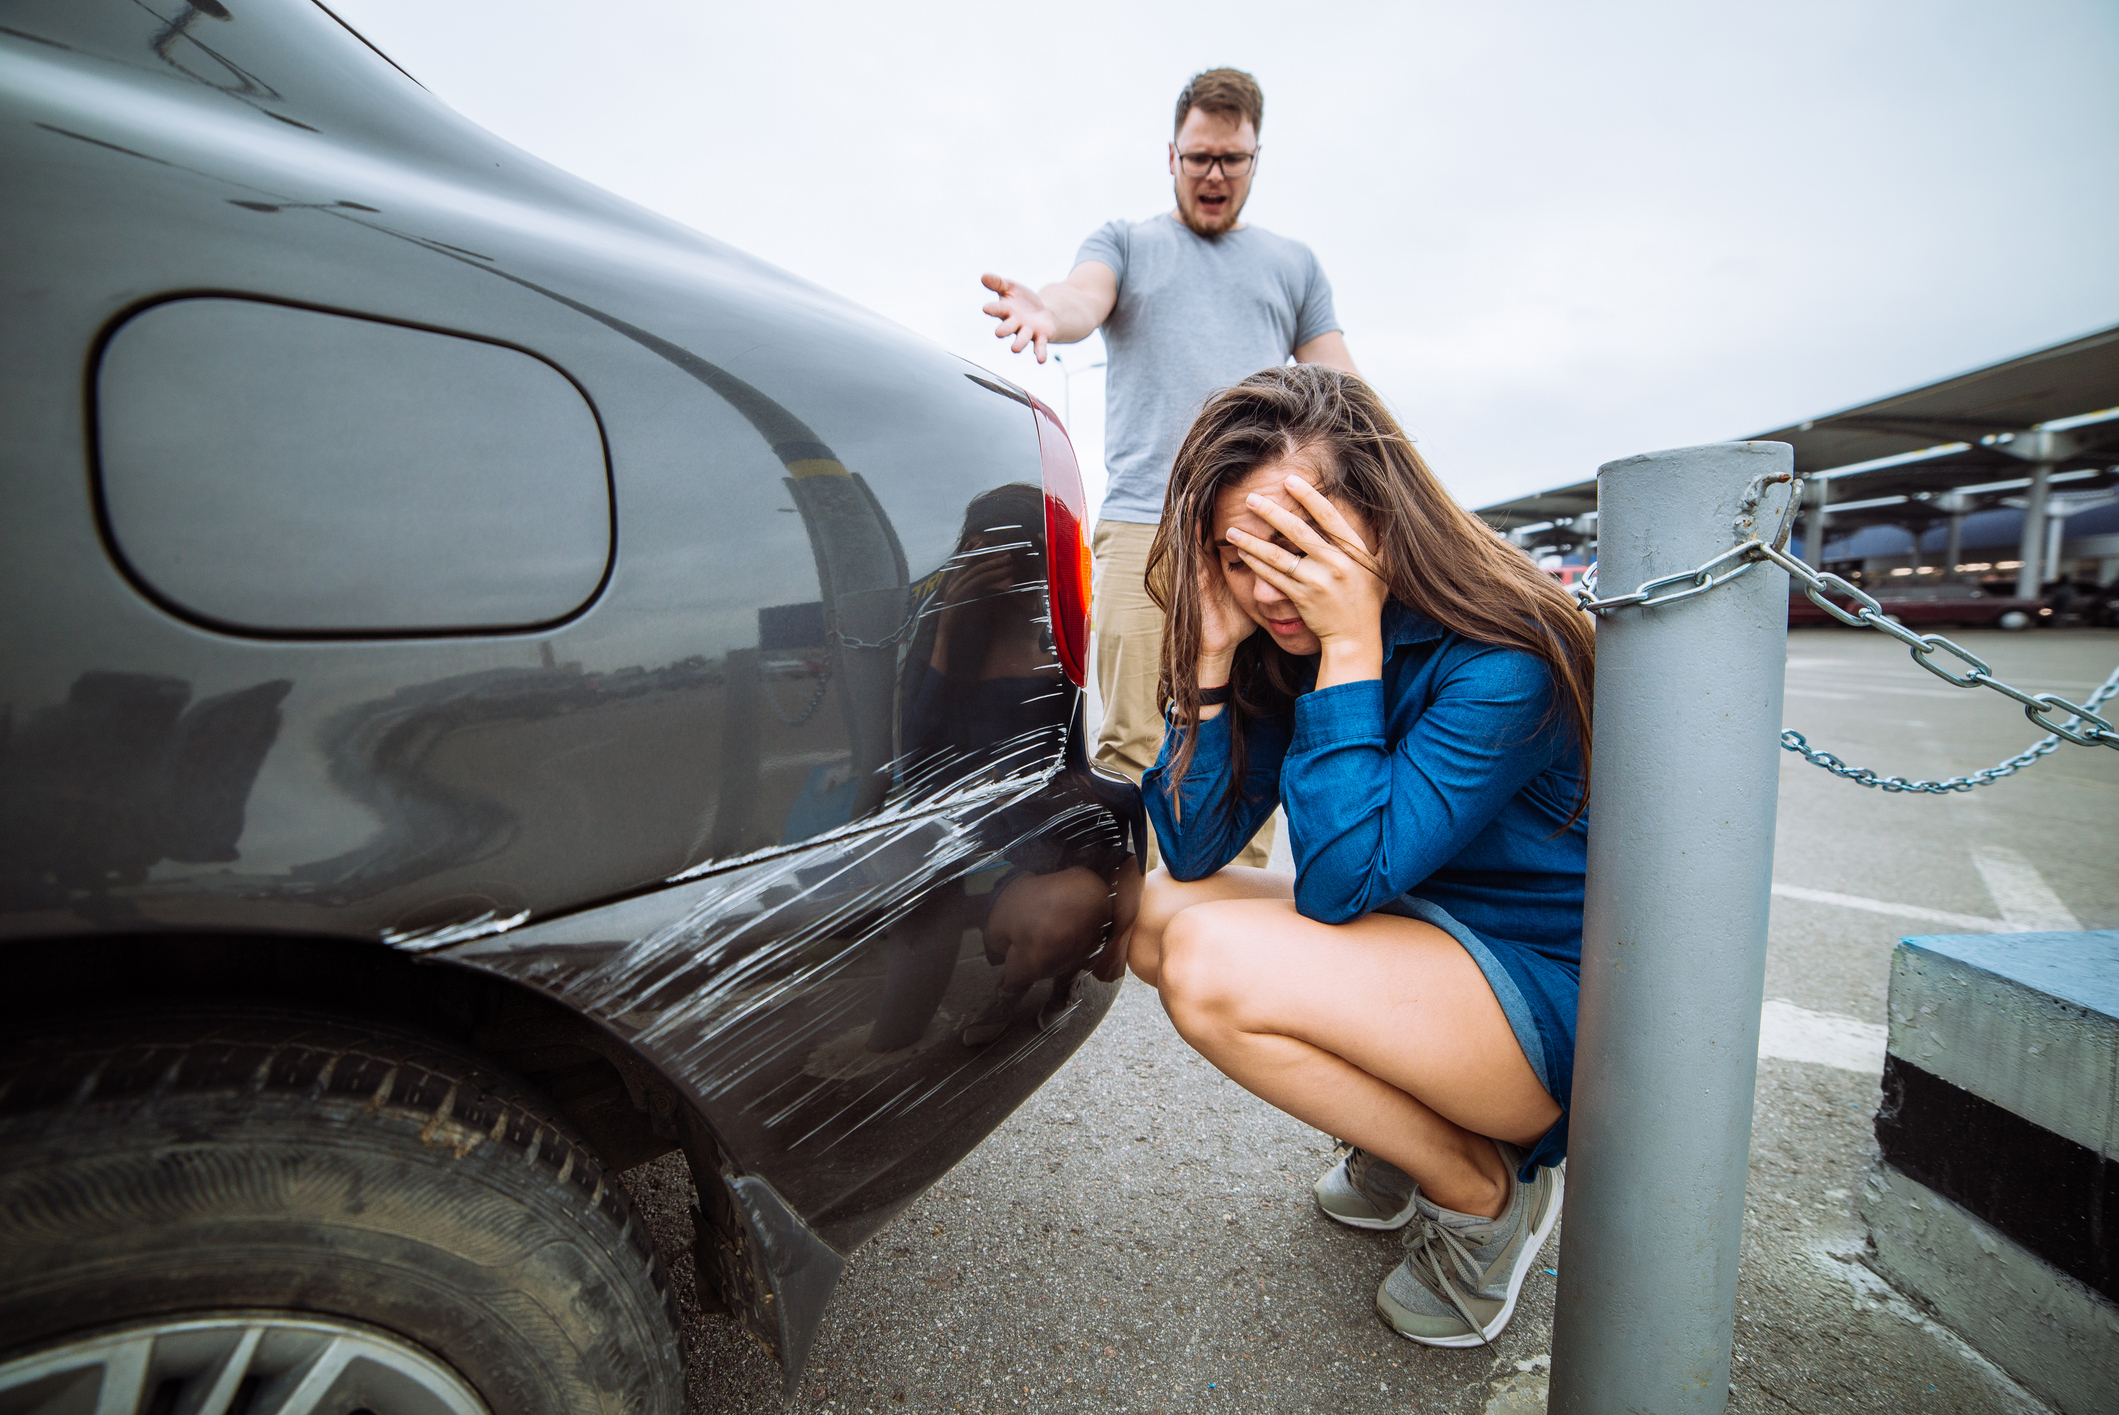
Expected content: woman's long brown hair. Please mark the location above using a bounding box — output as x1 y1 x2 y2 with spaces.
1147 365 1595 825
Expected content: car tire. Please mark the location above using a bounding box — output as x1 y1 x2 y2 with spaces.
1997 610 2031 631
0 1009 684 1415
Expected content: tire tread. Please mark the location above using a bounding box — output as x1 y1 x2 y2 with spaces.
0 1009 683 1411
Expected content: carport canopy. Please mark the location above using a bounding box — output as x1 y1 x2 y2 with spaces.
1477 322 2119 586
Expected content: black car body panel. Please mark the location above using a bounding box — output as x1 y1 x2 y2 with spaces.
1 0 1141 1381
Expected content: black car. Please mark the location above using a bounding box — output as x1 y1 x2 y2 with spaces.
0 3 1142 1410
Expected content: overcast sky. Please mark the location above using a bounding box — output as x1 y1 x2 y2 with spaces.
331 0 2118 517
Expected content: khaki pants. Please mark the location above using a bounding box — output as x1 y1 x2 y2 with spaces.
1091 519 1274 870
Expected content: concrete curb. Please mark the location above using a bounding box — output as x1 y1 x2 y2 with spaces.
1866 930 2119 1415
1862 1163 2117 1415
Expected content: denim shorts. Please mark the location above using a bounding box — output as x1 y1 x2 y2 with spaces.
1377 896 1579 1180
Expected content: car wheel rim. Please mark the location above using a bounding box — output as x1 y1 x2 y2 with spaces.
0 1312 489 1415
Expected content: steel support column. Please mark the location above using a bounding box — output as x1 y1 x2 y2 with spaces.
1938 492 1971 583
2016 462 2053 598
1549 441 1793 1415
1802 476 1828 565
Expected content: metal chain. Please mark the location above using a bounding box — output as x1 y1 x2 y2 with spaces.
831 613 924 652
762 657 834 727
1779 661 2119 792
1571 476 2119 788
835 542 1047 653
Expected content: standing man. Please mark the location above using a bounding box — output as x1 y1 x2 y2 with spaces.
981 67 1357 866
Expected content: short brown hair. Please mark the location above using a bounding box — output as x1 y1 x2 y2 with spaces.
1173 68 1263 138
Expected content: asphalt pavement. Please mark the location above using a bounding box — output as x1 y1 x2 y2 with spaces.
624 624 2119 1414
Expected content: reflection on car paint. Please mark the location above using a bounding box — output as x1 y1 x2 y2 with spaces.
0 672 290 914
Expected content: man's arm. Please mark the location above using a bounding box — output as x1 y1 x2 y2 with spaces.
980 262 1118 363
1294 331 1360 378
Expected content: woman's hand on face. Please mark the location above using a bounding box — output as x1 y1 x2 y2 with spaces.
1196 553 1255 669
1225 476 1387 682
940 548 1020 611
930 546 1024 669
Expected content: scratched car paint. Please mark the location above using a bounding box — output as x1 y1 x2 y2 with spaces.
0 0 1141 1404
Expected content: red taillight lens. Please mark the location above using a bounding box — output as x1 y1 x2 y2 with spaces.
1030 395 1092 687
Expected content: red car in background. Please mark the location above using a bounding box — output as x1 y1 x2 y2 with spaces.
1787 582 2050 630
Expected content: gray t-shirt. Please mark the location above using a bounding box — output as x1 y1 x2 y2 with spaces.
1077 214 1339 523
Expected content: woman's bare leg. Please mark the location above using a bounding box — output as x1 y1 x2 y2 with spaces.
1156 897 1558 1219
1124 865 1293 987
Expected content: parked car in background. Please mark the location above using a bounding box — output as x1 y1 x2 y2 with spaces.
0 3 1141 1411
2044 576 2119 627
1787 581 2051 630
1542 563 1590 592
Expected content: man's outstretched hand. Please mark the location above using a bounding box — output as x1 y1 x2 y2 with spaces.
981 273 1058 363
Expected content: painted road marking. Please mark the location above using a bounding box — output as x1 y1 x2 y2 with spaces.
1771 883 2002 933
1759 999 1886 1072
1970 844 2082 932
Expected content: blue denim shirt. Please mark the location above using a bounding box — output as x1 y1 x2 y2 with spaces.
1144 602 1586 968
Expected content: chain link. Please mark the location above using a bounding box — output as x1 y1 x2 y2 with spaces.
831 542 1043 653
1571 479 2119 788
1779 662 2119 792
761 657 834 727
831 599 932 652
831 609 925 653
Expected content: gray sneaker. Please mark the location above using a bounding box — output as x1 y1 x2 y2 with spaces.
1313 1145 1421 1230
1376 1145 1563 1347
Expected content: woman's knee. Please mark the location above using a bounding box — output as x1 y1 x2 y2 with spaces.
1129 868 1294 990
1125 868 1182 985
1157 902 1266 1033
1131 868 1185 943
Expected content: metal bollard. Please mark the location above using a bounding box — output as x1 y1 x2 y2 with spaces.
1549 442 1795 1415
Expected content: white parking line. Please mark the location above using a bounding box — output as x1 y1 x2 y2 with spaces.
1786 684 1994 700
1759 999 1887 1072
1785 669 2105 694
1770 883 2001 932
1970 844 2082 931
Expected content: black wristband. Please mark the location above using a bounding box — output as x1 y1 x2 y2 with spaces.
1196 684 1233 706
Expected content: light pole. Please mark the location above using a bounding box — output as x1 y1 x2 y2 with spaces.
1050 351 1105 430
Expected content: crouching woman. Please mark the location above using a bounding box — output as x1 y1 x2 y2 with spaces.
1123 365 1594 1347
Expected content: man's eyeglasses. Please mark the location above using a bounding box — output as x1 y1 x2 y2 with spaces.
1176 150 1257 179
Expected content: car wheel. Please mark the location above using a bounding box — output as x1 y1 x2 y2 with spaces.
1997 610 2031 631
0 1010 684 1415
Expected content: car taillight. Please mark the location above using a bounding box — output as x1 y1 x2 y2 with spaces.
1030 395 1092 687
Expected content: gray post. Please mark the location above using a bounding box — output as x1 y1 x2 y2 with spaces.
1549 442 1794 1415
2016 461 2052 598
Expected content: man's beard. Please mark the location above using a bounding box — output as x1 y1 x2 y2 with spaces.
1175 182 1244 238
